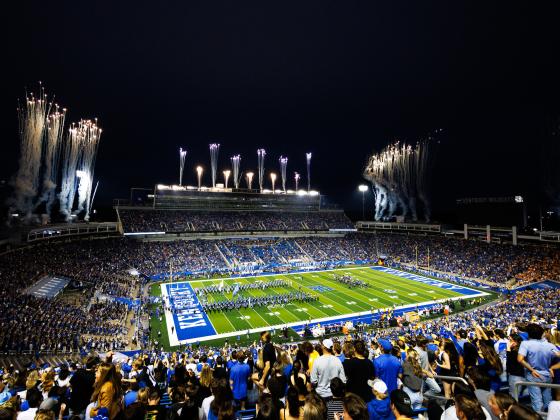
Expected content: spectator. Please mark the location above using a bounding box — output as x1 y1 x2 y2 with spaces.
303 392 327 420
281 386 304 420
326 378 345 420
337 393 368 420
455 394 487 420
488 393 515 420
466 366 496 420
437 338 461 399
373 339 402 394
366 379 394 420
343 340 375 403
504 403 542 420
401 349 424 409
517 323 559 412
389 389 414 420
89 363 122 420
310 339 346 400
507 334 527 400
229 351 251 410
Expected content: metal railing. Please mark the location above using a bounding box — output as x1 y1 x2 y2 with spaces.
514 381 560 418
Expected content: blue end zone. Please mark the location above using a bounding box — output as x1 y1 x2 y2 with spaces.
370 266 482 296
166 283 216 341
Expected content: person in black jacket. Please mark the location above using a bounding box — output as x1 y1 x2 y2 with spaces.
68 355 98 417
506 333 526 399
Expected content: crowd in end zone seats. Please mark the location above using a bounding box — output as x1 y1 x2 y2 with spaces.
118 210 355 233
1 287 559 420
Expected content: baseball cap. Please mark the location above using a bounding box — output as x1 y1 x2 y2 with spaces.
322 338 334 349
378 338 393 351
390 389 413 417
367 379 388 394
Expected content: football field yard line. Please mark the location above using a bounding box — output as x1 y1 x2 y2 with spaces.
349 272 436 304
353 269 459 301
290 273 371 312
366 270 459 299
314 272 396 309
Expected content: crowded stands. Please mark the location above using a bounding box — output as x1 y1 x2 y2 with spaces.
118 210 354 233
1 286 559 419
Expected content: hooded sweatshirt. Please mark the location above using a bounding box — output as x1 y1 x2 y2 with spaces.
367 397 396 420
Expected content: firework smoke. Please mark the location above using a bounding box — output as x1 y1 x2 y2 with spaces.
209 143 220 188
363 140 432 222
279 156 288 192
270 172 277 192
231 155 241 189
11 88 49 220
58 124 83 220
37 105 66 217
179 148 187 186
246 172 254 189
257 148 266 192
223 170 231 188
196 166 203 189
75 120 101 221
306 152 312 192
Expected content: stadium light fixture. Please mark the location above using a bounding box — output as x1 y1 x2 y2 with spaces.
358 184 368 220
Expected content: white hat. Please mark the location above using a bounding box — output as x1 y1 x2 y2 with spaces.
368 379 388 394
322 338 334 349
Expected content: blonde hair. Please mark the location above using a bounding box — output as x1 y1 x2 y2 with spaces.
137 387 149 403
406 349 423 377
34 409 55 420
200 365 213 388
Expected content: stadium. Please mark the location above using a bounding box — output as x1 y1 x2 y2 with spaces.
3 4 560 420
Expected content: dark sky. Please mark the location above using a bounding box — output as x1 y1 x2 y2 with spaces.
2 1 560 220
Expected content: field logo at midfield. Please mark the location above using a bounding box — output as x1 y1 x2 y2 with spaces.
309 285 333 292
166 283 216 341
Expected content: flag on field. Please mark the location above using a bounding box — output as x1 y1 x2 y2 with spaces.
219 278 224 292
232 283 240 297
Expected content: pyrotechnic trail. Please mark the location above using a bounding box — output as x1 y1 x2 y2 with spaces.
363 140 432 222
12 87 49 220
246 172 254 190
270 173 277 192
196 166 203 190
223 170 231 189
306 153 312 192
231 155 241 189
38 104 66 217
257 149 266 192
179 148 187 186
294 172 300 191
209 143 220 188
75 119 102 221
279 156 288 192
59 124 83 220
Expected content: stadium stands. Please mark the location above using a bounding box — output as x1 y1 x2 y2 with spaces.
0 287 558 419
118 209 355 233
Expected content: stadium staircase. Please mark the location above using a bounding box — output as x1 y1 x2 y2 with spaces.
293 240 314 261
215 244 234 269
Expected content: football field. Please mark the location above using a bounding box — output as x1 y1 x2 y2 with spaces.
156 266 488 346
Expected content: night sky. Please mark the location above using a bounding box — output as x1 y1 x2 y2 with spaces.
2 2 560 222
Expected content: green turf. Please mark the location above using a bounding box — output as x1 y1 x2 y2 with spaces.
185 267 465 335
149 266 496 350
